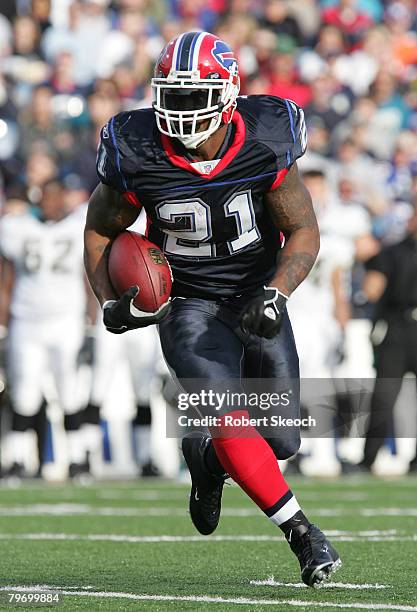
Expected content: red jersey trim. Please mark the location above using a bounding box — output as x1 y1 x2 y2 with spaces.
123 191 142 208
145 214 152 237
160 111 246 179
269 168 288 191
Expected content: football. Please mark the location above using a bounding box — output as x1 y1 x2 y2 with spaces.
108 231 172 312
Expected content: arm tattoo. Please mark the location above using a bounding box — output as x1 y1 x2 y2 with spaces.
266 163 317 236
265 163 320 295
276 252 316 294
84 183 140 304
86 183 139 238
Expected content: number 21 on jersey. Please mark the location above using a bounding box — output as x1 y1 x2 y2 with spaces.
156 191 260 257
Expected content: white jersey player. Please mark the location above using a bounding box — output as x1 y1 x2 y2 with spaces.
83 210 166 477
0 180 88 477
288 233 354 378
288 233 354 476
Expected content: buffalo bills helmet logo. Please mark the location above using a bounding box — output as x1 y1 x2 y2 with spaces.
211 40 238 76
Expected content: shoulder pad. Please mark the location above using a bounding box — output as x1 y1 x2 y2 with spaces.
96 109 157 193
237 95 307 168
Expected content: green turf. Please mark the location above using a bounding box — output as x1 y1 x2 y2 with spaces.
0 476 416 611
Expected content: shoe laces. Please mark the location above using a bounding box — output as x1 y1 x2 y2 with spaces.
201 481 224 518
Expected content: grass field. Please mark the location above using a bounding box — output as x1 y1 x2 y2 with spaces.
0 475 416 611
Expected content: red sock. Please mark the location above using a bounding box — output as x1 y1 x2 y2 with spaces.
211 410 289 511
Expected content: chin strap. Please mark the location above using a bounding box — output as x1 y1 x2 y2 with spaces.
177 112 223 149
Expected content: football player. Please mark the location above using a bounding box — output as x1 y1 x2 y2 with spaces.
83 32 341 586
288 232 354 476
84 316 162 477
0 180 90 477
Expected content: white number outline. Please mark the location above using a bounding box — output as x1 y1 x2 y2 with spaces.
155 198 213 257
223 190 261 254
156 192 261 258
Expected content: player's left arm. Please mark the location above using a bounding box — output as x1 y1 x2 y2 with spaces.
241 163 319 338
331 267 351 329
0 255 15 328
266 162 319 296
0 255 15 363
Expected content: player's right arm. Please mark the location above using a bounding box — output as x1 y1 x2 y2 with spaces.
84 183 138 306
0 255 14 328
331 267 351 329
362 247 391 304
363 270 387 303
84 183 171 333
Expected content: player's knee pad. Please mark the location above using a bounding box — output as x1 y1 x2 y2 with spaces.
267 434 301 460
84 402 101 425
12 411 37 432
133 404 152 426
64 409 84 432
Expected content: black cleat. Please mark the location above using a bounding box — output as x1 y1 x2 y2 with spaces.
68 462 91 481
408 457 417 473
340 459 371 475
141 461 161 477
286 524 341 587
182 432 226 536
3 462 26 479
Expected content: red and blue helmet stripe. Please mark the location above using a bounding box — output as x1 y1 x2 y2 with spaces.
166 31 238 80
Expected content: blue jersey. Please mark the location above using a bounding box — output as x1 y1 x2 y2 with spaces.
96 95 306 298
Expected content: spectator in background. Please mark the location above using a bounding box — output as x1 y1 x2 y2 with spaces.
24 149 58 204
369 69 411 130
315 24 347 58
249 28 278 79
259 0 303 45
384 131 417 203
268 35 312 106
335 137 387 217
31 0 51 32
18 86 61 159
385 1 417 75
322 0 374 46
12 15 42 60
305 68 353 132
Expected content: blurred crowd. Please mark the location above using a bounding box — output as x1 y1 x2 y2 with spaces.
1 0 417 235
1 0 417 478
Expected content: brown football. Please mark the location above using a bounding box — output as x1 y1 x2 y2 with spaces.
108 231 172 312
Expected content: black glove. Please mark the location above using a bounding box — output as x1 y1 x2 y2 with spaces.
241 286 288 339
77 328 95 367
103 286 171 334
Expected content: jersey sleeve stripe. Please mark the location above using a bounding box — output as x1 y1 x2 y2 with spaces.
109 117 128 191
269 168 288 191
145 214 152 237
284 99 296 143
123 191 142 209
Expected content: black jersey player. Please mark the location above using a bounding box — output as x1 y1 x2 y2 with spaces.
84 31 341 586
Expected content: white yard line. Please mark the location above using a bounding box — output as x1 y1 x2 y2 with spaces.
1 503 417 518
0 586 416 610
0 532 416 544
250 577 389 589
